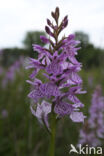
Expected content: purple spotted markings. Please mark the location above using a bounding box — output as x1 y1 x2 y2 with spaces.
26 7 86 130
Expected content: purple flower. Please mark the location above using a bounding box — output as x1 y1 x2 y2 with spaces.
54 100 74 117
70 112 86 123
28 82 60 102
78 85 104 146
88 86 104 138
46 59 62 76
79 129 101 147
1 109 8 118
40 35 50 44
2 57 24 88
26 7 86 130
30 100 51 128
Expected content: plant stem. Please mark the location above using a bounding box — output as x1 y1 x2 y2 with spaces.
49 112 56 156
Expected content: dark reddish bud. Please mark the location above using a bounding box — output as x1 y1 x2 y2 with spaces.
45 26 51 34
64 15 68 21
47 19 51 26
61 15 68 29
63 19 68 28
45 26 54 37
51 12 55 19
55 7 59 13
47 19 54 29
55 7 59 18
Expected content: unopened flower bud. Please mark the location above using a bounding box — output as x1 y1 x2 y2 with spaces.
45 26 51 34
47 19 51 26
55 7 60 19
40 36 50 44
51 12 55 19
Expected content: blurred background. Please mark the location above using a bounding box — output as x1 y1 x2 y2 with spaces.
0 0 104 155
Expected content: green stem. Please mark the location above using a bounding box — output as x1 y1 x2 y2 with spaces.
49 112 56 156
